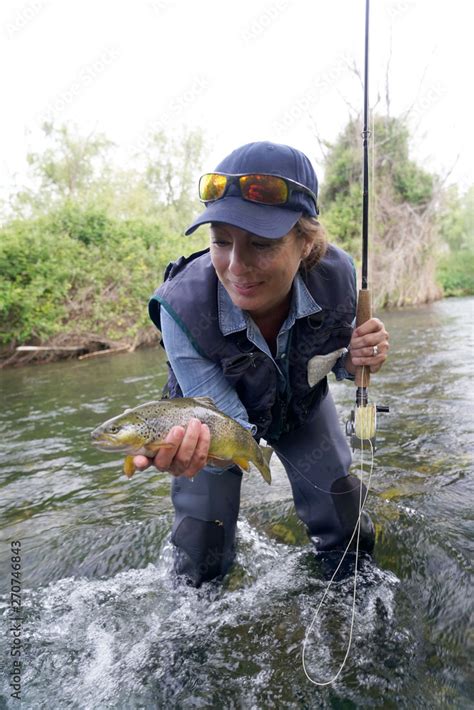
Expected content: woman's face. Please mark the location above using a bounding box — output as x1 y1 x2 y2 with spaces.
210 223 311 321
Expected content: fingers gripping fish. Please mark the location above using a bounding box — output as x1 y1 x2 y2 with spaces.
91 397 273 484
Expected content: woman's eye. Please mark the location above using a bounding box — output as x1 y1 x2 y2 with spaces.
252 242 272 250
211 240 231 247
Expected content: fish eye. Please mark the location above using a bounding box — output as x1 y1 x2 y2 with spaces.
109 425 120 434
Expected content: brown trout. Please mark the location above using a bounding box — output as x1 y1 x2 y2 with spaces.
90 397 273 484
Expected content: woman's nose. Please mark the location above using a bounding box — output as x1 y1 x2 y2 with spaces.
228 245 251 274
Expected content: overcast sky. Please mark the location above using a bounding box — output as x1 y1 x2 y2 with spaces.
1 0 472 199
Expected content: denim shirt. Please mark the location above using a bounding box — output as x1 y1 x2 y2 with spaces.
160 273 353 445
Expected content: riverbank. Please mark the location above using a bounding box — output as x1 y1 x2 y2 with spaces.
3 292 466 369
0 329 160 369
1 204 470 371
0 206 208 369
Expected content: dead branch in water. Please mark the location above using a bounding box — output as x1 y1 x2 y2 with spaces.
16 345 85 352
1 329 159 369
78 346 131 360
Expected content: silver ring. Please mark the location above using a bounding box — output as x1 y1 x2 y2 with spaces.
372 345 379 357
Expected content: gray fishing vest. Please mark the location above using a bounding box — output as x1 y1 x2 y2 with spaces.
149 246 356 442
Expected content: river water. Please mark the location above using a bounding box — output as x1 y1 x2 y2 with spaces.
0 297 472 709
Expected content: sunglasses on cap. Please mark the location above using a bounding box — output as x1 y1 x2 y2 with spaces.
198 172 318 211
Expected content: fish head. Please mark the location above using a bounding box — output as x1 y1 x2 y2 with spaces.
90 409 150 453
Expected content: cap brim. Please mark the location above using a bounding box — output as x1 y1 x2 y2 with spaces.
184 196 302 238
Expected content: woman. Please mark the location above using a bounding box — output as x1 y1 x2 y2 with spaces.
135 141 389 586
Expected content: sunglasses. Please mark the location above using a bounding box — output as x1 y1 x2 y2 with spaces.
199 172 318 211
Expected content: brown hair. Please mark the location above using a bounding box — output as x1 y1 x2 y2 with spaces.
295 215 328 271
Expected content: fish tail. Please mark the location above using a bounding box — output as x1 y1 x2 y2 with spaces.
256 444 273 485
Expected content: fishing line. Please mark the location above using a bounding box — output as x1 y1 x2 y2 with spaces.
273 437 375 683
298 438 374 686
274 446 366 497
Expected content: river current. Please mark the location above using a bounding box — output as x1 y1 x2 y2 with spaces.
0 297 472 708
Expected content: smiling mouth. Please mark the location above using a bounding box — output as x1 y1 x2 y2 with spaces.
231 281 262 291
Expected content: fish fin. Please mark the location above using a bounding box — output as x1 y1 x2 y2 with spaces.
255 444 273 485
233 456 250 472
124 455 136 478
192 396 218 410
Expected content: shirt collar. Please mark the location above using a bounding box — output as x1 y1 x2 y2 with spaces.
217 273 321 336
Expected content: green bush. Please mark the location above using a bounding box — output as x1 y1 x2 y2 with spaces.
0 206 207 345
49 203 112 245
0 218 82 343
437 251 474 296
320 183 362 255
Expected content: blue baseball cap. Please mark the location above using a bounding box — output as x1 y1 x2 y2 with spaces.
185 141 319 238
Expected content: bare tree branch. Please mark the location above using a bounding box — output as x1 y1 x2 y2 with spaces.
307 113 330 163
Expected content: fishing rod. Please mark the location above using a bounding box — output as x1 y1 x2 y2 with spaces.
346 0 389 450
301 3 387 686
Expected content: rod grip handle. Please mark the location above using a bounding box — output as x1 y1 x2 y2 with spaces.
355 288 372 388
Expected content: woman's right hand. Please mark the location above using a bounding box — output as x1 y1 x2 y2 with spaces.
133 418 211 478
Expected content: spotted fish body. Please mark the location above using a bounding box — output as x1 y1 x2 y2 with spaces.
90 397 273 484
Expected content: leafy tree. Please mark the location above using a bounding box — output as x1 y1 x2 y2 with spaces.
320 114 441 306
10 122 207 233
14 123 113 216
438 185 474 253
143 128 206 229
436 184 474 295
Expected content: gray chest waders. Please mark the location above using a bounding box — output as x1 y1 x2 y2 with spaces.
170 391 374 587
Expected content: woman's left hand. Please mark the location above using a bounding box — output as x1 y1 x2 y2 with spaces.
345 317 389 375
